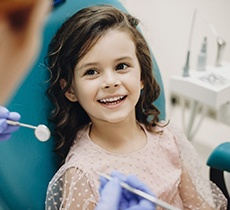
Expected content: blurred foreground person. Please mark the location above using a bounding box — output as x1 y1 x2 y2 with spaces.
0 0 50 104
0 0 50 140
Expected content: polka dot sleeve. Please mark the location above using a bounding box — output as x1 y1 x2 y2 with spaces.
46 166 97 210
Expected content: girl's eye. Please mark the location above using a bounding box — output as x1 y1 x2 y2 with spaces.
116 63 128 70
84 69 98 76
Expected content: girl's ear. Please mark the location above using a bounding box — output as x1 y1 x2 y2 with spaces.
140 80 144 90
60 79 78 102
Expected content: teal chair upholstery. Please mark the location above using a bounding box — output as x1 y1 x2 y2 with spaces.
207 142 230 209
0 0 165 209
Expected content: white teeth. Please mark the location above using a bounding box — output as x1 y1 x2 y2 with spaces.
100 96 124 103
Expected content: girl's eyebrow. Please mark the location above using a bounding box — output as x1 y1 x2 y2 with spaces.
115 56 134 61
76 62 99 71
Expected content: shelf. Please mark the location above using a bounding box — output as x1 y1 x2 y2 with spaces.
170 63 230 109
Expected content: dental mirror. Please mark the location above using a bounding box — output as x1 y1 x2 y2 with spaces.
6 120 51 142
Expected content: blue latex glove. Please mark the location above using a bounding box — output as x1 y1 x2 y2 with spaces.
96 171 155 210
0 106 21 141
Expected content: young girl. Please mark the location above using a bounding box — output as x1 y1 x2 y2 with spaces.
45 5 227 210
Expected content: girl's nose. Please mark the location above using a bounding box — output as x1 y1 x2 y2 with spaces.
104 83 119 89
102 71 120 89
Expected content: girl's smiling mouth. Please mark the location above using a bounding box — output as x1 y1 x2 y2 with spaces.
98 95 127 106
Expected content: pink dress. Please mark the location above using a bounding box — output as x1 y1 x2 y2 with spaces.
46 122 227 210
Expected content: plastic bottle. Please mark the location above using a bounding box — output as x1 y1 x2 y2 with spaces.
197 37 207 71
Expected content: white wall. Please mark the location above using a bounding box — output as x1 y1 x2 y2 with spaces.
120 0 230 117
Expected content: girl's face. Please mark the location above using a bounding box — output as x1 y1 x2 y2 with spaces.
65 29 143 125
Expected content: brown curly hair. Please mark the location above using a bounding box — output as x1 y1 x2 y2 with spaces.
46 5 161 162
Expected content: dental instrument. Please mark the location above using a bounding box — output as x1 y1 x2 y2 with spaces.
6 120 51 142
208 23 226 66
183 8 197 77
99 172 181 210
197 37 207 71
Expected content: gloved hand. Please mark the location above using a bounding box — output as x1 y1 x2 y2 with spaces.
0 106 21 141
96 171 155 210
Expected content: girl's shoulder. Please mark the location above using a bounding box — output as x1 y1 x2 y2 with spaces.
145 120 191 149
156 120 186 137
146 120 184 138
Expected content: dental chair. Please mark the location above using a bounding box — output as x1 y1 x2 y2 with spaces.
0 0 165 209
207 142 230 209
